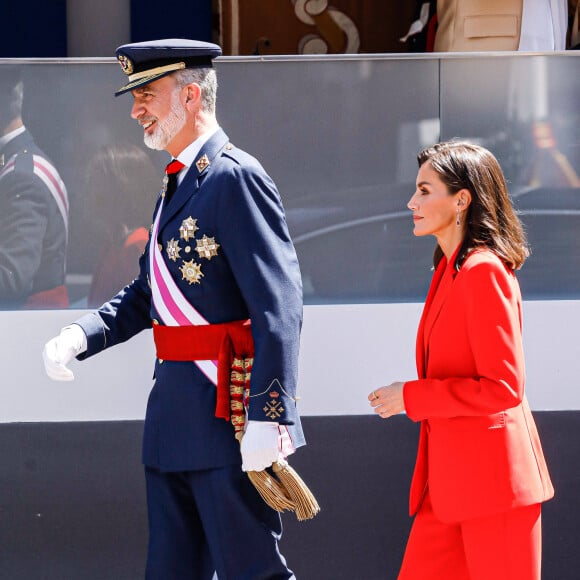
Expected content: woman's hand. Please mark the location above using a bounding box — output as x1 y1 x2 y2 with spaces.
368 382 406 418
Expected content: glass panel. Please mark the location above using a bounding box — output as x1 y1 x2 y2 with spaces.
218 57 441 304
440 54 580 300
1 53 578 309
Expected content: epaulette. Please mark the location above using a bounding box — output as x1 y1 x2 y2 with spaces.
221 142 241 163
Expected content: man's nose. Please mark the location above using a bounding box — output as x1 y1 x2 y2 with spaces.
130 101 144 119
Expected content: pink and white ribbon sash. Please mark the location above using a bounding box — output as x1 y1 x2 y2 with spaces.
0 153 69 233
149 199 294 455
149 199 218 385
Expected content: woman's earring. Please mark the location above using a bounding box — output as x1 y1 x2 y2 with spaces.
456 208 461 226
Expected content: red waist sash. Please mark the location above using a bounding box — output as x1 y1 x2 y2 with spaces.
152 319 253 421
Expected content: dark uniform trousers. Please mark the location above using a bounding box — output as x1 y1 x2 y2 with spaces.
145 465 295 579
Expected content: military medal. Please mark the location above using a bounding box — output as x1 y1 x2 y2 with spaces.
161 174 169 197
179 217 199 241
195 235 220 260
180 260 203 284
166 238 181 262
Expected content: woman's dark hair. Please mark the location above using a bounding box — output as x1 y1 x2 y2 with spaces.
85 144 159 237
417 140 529 271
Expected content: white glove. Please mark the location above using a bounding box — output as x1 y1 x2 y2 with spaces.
241 420 281 472
42 324 87 381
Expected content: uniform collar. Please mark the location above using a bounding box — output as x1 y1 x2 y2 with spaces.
0 125 26 150
174 126 220 181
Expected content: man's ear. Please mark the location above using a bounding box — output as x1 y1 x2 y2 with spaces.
183 83 201 107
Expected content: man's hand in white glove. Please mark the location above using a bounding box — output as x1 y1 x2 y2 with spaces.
241 420 281 472
42 324 87 381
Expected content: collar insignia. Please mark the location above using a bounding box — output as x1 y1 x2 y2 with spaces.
195 154 210 173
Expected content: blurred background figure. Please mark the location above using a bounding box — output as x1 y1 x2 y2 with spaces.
84 143 158 307
0 66 69 309
434 0 569 52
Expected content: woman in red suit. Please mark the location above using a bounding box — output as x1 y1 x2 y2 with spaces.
369 141 554 579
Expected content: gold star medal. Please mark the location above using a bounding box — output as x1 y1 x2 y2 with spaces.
180 260 203 285
166 238 181 262
179 217 199 241
195 235 220 260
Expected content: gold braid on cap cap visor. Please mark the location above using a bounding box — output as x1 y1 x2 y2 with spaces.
127 61 186 82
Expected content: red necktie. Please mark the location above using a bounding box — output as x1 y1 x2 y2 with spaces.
164 159 185 202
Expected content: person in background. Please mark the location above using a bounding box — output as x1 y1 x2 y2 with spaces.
369 141 554 579
42 39 304 579
434 0 568 51
84 144 158 307
0 66 69 308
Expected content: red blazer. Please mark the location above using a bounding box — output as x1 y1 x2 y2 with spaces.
403 247 554 523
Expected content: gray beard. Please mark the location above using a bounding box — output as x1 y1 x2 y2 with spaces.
143 100 187 151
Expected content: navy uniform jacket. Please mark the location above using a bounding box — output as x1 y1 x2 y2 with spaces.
76 129 305 472
0 129 68 307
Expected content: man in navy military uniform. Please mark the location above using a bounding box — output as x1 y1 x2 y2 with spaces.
43 39 304 579
0 66 69 308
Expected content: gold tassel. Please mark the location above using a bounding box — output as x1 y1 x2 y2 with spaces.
230 356 320 521
247 469 296 513
272 459 321 521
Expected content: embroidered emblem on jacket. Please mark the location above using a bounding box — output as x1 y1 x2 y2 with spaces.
263 391 285 420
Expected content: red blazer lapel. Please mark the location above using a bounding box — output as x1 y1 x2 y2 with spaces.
416 258 446 379
415 246 461 378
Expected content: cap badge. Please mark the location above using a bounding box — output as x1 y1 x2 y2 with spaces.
117 54 134 75
195 154 210 173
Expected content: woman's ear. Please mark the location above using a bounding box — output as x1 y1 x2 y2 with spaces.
457 188 472 209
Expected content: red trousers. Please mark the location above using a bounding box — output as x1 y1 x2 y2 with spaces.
398 490 542 580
